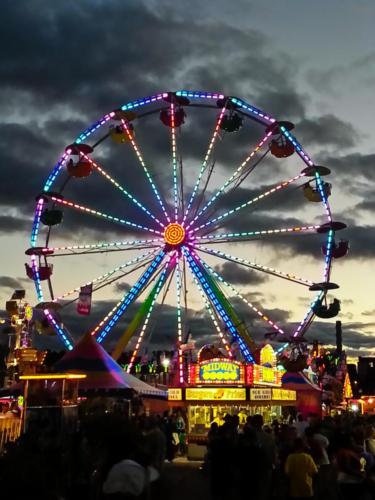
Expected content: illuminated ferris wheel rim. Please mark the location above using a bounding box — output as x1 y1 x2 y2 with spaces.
28 90 345 370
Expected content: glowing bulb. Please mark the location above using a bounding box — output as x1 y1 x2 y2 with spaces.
164 223 185 246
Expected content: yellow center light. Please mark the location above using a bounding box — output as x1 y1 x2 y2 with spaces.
164 223 185 246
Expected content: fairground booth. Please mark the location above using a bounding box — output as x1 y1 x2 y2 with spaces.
168 344 296 458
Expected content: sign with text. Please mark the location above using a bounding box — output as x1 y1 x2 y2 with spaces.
186 388 246 401
250 388 272 400
272 389 296 401
168 388 183 401
198 359 243 384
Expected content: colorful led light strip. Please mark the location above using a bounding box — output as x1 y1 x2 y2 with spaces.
120 118 171 224
81 153 164 228
56 250 157 301
315 172 332 222
196 253 286 336
292 291 324 339
176 91 225 100
175 260 185 383
43 309 74 350
43 151 71 192
279 126 314 167
76 113 114 144
31 198 45 248
96 251 165 343
50 196 163 236
42 238 162 253
183 247 254 362
186 131 273 229
183 105 227 224
170 103 179 222
127 257 173 372
323 229 334 282
121 93 168 111
189 264 232 358
197 246 313 286
194 173 306 232
230 97 276 125
198 224 322 242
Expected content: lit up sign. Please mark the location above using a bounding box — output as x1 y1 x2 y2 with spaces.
272 389 296 401
260 344 276 368
186 388 246 401
247 365 282 387
198 359 243 384
168 388 182 401
250 388 272 400
24 305 33 321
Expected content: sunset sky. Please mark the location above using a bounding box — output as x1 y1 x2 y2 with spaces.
0 0 374 360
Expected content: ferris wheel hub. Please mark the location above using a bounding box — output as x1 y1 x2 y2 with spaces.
164 223 186 247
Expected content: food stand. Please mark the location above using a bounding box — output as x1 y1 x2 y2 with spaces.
168 345 296 459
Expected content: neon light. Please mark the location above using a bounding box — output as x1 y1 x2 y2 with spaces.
280 126 314 167
199 360 242 383
194 173 306 232
183 247 254 362
43 238 162 253
175 261 184 383
196 253 285 336
120 118 171 224
76 113 113 144
170 103 179 222
56 250 156 301
43 151 70 192
164 223 185 246
50 196 163 236
81 153 165 228
183 105 227 224
127 256 173 372
185 387 246 401
20 373 86 380
323 229 334 282
31 198 44 247
189 267 232 357
197 245 313 286
198 225 322 242
176 91 225 100
186 131 273 229
96 251 165 343
43 309 74 350
315 172 332 222
120 93 168 111
230 97 276 124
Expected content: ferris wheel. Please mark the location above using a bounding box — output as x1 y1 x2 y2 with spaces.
26 90 348 380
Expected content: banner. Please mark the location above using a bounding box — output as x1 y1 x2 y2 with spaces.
77 284 93 315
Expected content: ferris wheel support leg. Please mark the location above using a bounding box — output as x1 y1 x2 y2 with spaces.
95 251 166 343
183 247 255 362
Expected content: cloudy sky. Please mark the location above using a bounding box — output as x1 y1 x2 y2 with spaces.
0 0 374 361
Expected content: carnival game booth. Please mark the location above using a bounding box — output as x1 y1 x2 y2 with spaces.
168 345 296 459
55 333 167 415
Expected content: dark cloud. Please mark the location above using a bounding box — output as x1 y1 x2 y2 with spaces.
0 276 24 289
213 261 268 285
296 115 358 149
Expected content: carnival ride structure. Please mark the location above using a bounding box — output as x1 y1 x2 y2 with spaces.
26 91 348 381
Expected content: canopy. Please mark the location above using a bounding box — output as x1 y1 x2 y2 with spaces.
282 371 322 392
55 333 166 398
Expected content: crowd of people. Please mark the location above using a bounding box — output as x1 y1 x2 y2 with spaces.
0 407 375 499
205 412 375 500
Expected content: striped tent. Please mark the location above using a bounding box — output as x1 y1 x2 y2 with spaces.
55 333 166 398
282 371 322 417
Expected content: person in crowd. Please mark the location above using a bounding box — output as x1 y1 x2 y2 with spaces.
295 413 309 437
285 437 318 499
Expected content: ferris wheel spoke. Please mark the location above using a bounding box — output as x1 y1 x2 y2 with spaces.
186 130 273 230
55 250 157 301
80 152 165 229
43 309 74 350
194 250 286 336
49 195 163 236
127 255 175 372
196 245 314 287
182 104 228 224
170 103 180 222
38 238 163 257
175 260 185 381
197 224 322 243
292 291 323 338
194 173 306 233
187 260 233 358
93 251 166 342
182 246 255 362
120 118 171 224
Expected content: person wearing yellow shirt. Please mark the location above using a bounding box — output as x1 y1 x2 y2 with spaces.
285 438 318 499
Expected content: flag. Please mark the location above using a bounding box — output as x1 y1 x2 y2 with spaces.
77 284 93 315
